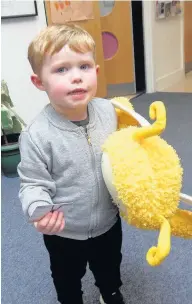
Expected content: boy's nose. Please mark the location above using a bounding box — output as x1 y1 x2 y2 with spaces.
71 69 82 84
73 77 82 84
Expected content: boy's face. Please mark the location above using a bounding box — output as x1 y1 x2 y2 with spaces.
31 45 99 114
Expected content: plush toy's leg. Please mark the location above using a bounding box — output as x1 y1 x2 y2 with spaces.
133 101 166 140
169 209 192 239
146 216 171 266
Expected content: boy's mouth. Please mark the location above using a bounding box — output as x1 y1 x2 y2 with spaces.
68 89 87 95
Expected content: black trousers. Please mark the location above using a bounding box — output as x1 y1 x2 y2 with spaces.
43 216 122 304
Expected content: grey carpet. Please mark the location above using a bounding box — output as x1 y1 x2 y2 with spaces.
2 92 192 304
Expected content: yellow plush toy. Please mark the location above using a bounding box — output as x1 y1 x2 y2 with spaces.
102 97 192 267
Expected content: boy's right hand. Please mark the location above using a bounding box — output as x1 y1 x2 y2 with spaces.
34 211 65 235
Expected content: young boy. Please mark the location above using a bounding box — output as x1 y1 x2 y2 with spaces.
18 24 125 304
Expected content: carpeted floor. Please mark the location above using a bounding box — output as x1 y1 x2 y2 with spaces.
2 93 192 304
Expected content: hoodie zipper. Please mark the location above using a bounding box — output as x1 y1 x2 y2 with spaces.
85 126 91 145
83 126 99 238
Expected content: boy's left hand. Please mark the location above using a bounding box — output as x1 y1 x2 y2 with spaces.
33 211 65 235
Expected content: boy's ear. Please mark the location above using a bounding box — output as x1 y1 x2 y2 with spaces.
31 74 45 91
96 65 100 75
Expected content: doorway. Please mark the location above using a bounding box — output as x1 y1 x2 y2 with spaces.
131 0 146 93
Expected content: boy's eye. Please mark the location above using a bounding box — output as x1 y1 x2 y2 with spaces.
80 64 90 70
56 67 68 73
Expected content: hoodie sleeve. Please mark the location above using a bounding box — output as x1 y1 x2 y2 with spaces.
17 131 56 218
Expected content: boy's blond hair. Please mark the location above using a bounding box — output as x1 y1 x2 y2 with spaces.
28 24 95 75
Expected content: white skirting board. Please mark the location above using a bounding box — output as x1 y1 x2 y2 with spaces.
156 68 184 91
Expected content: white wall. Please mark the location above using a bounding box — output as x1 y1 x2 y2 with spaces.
143 1 184 92
1 0 49 124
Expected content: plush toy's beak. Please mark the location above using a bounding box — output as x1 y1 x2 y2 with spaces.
146 216 171 266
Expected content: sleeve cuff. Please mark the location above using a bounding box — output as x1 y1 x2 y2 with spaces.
28 201 52 218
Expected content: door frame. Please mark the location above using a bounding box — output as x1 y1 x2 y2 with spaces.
142 1 156 93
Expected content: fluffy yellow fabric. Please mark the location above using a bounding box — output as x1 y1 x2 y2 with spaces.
169 209 192 238
102 100 192 266
103 127 182 229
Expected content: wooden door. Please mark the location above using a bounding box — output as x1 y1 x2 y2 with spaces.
100 1 135 86
184 1 192 73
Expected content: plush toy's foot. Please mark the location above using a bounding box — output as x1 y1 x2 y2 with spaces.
169 209 192 238
146 216 171 266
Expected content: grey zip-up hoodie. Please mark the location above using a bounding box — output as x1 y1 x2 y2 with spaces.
18 98 118 240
